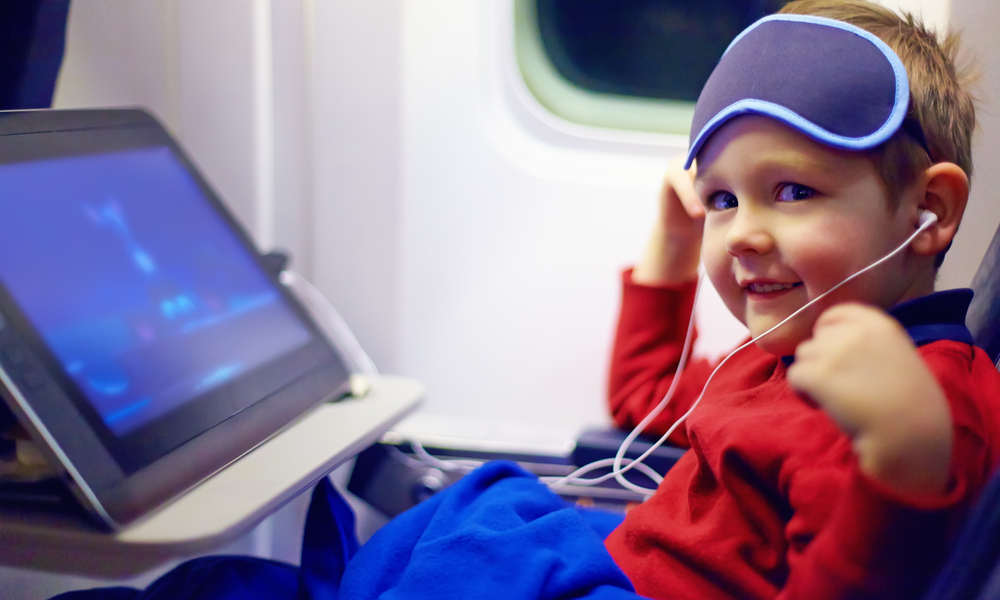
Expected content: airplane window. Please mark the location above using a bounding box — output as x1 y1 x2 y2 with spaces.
515 0 788 135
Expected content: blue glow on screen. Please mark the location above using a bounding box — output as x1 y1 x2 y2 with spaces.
0 147 312 435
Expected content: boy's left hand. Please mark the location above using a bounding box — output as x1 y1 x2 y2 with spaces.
787 303 953 497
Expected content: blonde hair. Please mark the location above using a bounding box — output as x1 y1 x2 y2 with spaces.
779 0 977 201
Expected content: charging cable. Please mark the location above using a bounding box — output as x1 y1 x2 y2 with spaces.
280 270 378 378
409 439 485 473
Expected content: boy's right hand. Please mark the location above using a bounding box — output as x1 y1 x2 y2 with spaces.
632 155 704 285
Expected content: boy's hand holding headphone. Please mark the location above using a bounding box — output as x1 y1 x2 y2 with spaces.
632 156 704 286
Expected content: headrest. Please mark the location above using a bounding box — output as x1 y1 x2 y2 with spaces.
685 14 910 169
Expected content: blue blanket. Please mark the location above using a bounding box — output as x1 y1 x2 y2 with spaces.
55 461 643 600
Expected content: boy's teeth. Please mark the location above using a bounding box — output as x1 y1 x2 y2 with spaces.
749 282 795 293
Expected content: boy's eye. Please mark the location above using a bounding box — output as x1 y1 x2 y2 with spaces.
776 183 815 202
707 192 738 211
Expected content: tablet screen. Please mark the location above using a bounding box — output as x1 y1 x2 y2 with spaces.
0 146 312 437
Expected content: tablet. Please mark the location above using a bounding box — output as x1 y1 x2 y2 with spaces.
0 109 351 529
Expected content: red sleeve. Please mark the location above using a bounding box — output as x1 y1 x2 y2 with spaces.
779 342 1000 600
608 269 717 445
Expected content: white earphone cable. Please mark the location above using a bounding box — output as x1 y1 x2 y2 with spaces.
403 216 937 498
551 215 936 495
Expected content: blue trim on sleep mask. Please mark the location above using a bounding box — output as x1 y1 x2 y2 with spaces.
685 14 911 169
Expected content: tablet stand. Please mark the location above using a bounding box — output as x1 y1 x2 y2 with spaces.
0 374 422 577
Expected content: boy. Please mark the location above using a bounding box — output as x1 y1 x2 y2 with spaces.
604 1 1000 599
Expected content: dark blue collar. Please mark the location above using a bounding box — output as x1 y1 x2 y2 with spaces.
781 289 975 365
888 288 975 346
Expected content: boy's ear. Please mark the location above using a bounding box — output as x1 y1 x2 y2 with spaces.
911 162 969 258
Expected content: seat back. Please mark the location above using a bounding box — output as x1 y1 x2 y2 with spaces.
925 223 1000 598
0 0 70 111
922 460 1000 600
967 224 1000 366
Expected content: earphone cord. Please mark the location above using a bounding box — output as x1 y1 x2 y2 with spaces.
403 220 935 496
542 273 702 494
545 217 936 495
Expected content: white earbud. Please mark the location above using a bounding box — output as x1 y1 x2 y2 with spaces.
918 210 938 229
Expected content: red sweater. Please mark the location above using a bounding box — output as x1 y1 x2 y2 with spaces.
604 272 1000 600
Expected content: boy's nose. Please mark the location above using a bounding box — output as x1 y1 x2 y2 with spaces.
725 207 775 256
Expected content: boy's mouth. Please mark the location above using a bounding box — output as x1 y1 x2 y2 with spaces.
745 282 803 294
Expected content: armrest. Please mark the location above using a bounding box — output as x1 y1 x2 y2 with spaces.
348 424 687 519
572 427 686 476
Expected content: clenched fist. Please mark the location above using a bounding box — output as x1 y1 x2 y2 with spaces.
787 303 953 497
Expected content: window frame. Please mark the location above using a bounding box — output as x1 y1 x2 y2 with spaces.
514 0 696 136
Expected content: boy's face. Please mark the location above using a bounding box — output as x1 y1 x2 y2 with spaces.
695 116 929 357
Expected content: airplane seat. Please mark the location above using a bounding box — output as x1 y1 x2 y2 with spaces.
0 0 70 111
922 459 1000 600
967 223 1000 366
919 218 1000 600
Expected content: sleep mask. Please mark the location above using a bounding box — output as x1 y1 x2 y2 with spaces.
685 14 915 169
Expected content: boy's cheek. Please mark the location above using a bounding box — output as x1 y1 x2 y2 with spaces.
749 311 819 357
700 230 732 282
702 260 744 319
